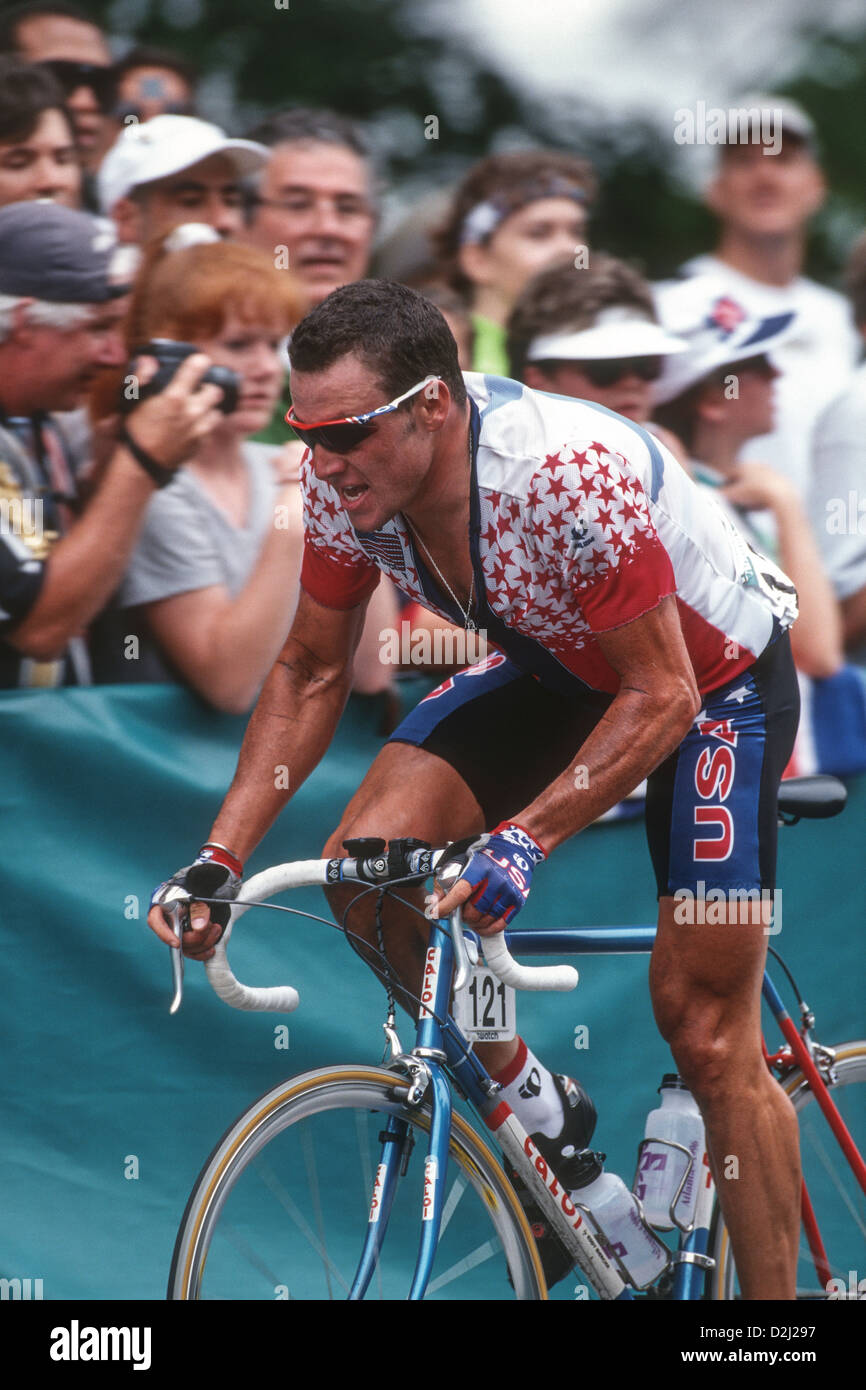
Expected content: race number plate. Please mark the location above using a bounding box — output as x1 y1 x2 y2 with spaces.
452 963 516 1042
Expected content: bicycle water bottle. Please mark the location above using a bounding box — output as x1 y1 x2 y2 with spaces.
634 1075 705 1231
566 1150 670 1288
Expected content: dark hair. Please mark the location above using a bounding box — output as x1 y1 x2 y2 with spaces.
434 149 596 297
417 282 472 328
506 255 656 381
0 55 71 144
0 2 95 53
113 44 197 91
651 385 707 455
244 107 369 161
289 279 467 407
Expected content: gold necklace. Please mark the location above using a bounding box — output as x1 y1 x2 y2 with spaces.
405 517 477 632
404 430 477 630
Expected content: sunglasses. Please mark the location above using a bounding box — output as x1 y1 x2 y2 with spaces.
287 375 440 452
571 356 664 387
41 60 117 112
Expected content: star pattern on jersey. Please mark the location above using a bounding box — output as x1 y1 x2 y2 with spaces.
302 433 667 678
473 442 662 659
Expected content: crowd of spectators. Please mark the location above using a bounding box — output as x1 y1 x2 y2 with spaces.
1 1 865 776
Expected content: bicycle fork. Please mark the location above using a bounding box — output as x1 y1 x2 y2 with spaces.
349 921 455 1301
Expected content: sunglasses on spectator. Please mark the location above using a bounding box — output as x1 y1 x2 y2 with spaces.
568 356 664 386
41 60 117 112
287 375 440 452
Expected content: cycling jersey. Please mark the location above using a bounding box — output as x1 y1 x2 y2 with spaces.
299 373 799 697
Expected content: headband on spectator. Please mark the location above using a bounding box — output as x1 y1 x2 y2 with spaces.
459 176 588 246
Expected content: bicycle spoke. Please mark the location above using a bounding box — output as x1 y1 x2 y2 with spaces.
801 1114 866 1242
427 1239 500 1293
170 1070 545 1299
207 1220 283 1292
710 1045 866 1300
254 1155 352 1295
440 1172 468 1236
301 1126 334 1299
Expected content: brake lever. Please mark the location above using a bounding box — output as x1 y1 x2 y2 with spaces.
161 889 192 1015
434 859 472 993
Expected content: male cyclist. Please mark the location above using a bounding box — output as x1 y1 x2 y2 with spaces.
149 280 801 1298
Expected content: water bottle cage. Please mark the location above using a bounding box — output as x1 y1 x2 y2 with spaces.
571 1198 671 1292
633 1136 699 1234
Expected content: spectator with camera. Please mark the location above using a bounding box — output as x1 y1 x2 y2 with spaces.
0 202 223 689
89 227 397 712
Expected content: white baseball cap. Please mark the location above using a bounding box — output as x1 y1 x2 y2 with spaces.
652 279 796 405
526 307 688 362
98 115 269 214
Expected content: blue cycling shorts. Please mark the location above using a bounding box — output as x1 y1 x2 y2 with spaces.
389 637 799 897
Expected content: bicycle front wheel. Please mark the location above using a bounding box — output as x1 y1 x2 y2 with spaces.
169 1064 546 1300
709 1040 866 1299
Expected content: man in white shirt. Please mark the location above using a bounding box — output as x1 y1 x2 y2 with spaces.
809 231 866 664
656 97 859 497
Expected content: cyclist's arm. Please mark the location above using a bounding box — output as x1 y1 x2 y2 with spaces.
436 595 700 930
212 585 369 856
146 585 368 948
516 594 699 851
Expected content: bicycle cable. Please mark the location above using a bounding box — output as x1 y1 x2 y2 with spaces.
766 943 806 1009
184 881 480 1069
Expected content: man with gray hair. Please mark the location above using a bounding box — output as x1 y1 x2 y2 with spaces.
242 108 377 312
0 201 226 687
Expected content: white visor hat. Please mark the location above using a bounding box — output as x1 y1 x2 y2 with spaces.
526 308 689 362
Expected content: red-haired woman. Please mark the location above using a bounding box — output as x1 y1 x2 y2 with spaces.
90 227 397 712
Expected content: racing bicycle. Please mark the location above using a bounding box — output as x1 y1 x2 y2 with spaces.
163 773 864 1301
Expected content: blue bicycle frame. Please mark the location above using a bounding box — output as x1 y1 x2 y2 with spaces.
348 918 846 1301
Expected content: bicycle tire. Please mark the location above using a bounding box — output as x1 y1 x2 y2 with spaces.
708 1039 866 1300
168 1064 547 1300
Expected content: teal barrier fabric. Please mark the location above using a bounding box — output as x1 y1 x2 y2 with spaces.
1 683 863 1299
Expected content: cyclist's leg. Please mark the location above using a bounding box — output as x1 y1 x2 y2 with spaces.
321 739 501 1044
323 656 611 1079
650 898 800 1299
645 635 801 1299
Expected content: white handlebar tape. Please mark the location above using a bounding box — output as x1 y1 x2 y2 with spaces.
203 860 330 1013
482 933 578 992
205 941 300 1013
201 856 577 1011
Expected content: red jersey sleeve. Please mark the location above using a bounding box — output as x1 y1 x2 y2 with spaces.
300 533 380 609
299 451 380 609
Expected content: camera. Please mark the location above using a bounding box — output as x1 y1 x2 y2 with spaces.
121 339 240 415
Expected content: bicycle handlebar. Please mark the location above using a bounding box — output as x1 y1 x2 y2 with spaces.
167 848 578 1014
